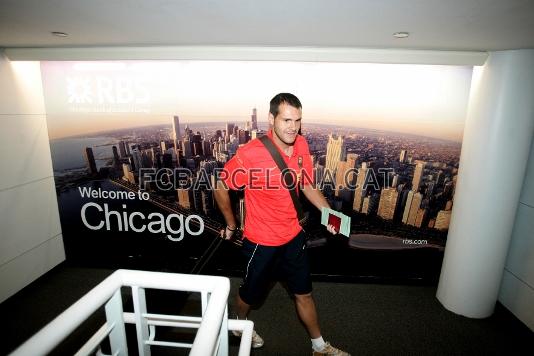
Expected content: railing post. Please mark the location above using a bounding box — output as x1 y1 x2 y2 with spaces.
105 290 128 356
201 291 208 315
217 305 229 356
132 286 151 356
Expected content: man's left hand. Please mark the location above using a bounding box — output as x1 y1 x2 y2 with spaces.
326 224 338 235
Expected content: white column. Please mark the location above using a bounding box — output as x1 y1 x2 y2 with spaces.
437 50 534 318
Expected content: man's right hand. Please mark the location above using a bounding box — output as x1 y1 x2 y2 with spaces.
220 226 237 240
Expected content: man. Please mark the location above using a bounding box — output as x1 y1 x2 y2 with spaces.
214 93 350 356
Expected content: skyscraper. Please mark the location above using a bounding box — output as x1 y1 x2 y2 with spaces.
172 115 181 163
112 146 121 169
131 148 143 172
406 192 423 226
177 188 194 210
391 174 399 188
325 134 346 182
335 153 358 198
160 140 168 152
201 190 213 215
142 149 154 168
426 181 435 199
182 137 192 159
415 208 427 228
122 163 136 184
402 190 415 224
436 170 445 187
251 108 258 130
118 141 127 158
122 163 130 178
83 147 97 175
377 187 399 220
435 210 452 230
202 140 212 158
346 153 359 168
184 124 193 139
128 155 136 172
226 123 235 143
399 150 407 163
412 161 425 192
238 129 249 144
353 163 368 212
192 134 203 156
362 194 379 215
162 153 173 169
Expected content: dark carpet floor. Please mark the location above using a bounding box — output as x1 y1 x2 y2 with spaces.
1 264 532 356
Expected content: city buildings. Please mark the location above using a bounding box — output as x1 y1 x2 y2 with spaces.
399 149 407 163
325 134 346 182
377 187 399 220
412 161 426 192
83 147 97 175
352 163 369 212
172 115 181 161
435 209 452 230
251 108 258 131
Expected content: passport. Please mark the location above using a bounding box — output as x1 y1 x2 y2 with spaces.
327 213 341 232
321 208 351 237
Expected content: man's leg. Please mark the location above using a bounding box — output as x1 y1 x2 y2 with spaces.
285 233 350 355
235 293 251 320
294 292 321 339
296 292 351 355
233 240 274 348
282 231 321 338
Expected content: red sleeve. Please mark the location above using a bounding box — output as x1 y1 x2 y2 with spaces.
301 153 314 186
222 149 249 190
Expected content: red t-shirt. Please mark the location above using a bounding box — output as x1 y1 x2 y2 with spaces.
222 130 314 246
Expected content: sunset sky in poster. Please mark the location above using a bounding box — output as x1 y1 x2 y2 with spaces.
40 61 473 141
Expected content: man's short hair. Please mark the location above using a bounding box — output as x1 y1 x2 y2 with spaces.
269 93 302 118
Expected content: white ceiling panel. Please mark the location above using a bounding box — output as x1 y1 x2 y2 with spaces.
0 0 533 51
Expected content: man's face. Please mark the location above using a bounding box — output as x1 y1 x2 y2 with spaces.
269 103 302 147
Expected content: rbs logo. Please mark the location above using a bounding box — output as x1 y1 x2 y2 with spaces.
67 76 150 105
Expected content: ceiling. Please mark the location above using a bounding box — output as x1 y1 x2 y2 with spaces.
0 0 533 51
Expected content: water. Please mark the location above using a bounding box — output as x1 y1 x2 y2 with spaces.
49 136 118 172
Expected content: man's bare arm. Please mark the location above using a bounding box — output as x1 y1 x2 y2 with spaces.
214 180 238 238
301 184 330 211
301 184 337 234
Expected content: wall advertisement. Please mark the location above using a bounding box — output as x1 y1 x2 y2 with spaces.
41 60 473 282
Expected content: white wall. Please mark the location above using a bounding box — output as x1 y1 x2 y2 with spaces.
499 137 534 330
0 50 65 303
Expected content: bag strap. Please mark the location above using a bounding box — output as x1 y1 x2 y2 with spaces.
259 135 306 222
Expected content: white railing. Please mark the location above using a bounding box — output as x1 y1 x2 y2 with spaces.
10 269 253 356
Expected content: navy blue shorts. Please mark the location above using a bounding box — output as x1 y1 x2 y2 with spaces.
239 230 312 305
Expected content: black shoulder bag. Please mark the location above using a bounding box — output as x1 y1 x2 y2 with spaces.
259 135 309 226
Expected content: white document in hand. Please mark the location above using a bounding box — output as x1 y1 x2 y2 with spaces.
320 207 351 237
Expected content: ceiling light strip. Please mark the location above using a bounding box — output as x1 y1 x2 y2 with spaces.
3 46 488 66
